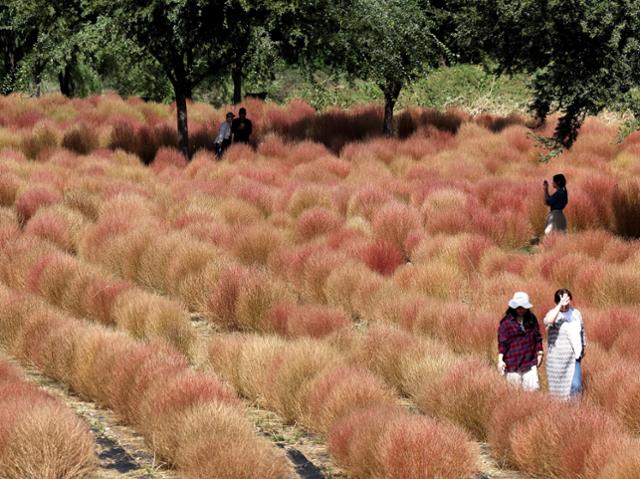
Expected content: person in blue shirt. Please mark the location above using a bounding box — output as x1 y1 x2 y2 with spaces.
543 173 568 234
214 112 234 159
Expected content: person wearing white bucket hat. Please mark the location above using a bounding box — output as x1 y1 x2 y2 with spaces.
497 291 544 391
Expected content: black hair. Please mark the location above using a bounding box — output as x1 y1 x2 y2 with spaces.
225 112 234 119
553 174 567 188
503 307 536 326
239 107 247 115
554 288 572 304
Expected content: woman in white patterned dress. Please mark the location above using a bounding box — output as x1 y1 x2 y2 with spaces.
544 288 586 400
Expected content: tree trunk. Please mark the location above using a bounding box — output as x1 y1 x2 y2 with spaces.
382 81 403 137
232 58 242 104
58 63 75 97
174 82 190 159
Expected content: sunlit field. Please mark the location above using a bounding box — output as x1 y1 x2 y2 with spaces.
1 92 640 478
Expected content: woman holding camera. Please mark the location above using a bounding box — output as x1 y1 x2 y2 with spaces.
545 288 586 400
543 173 568 234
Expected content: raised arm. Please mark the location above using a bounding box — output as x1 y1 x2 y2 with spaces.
543 302 562 329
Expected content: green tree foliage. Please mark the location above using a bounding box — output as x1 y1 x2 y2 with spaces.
3 0 90 96
458 0 640 147
0 1 39 94
312 0 446 135
88 0 236 156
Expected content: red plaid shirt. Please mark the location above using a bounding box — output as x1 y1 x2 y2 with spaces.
498 313 543 373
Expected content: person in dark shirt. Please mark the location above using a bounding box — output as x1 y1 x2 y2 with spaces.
497 291 544 391
231 107 253 144
543 173 568 234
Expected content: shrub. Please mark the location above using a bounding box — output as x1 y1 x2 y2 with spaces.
324 261 384 319
151 146 188 173
232 224 286 266
112 290 194 355
235 272 295 332
202 264 251 328
24 206 87 253
347 184 394 221
0 172 21 207
261 338 340 422
371 202 421 258
287 184 335 218
379 415 479 479
303 366 396 433
15 186 63 224
416 357 508 440
21 123 58 160
328 406 398 478
510 403 623 479
170 402 290 479
612 179 640 238
295 207 342 240
0 404 96 479
487 388 550 466
268 303 350 338
108 121 137 154
358 239 405 276
61 125 99 155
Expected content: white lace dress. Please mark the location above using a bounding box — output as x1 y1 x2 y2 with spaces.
545 308 585 399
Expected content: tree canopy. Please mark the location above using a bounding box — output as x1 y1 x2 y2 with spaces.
458 0 640 147
305 0 447 135
2 0 640 151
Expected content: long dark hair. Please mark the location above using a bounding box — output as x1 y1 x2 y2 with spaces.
503 307 536 326
553 173 567 189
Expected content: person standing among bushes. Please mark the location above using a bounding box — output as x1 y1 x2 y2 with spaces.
497 292 544 391
544 288 586 400
231 107 253 144
544 173 568 234
214 112 234 159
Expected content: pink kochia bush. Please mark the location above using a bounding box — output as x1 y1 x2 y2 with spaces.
7 94 640 478
0 354 96 478
207 334 480 479
0 286 289 479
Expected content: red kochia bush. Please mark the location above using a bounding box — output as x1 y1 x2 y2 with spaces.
0 355 96 478
303 366 396 433
268 303 350 338
359 239 405 276
295 207 342 240
510 403 623 479
380 415 478 479
61 125 99 155
371 201 421 258
15 186 63 224
417 357 508 441
151 146 188 173
612 179 640 238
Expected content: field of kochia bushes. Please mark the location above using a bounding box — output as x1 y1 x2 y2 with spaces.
1 92 640 478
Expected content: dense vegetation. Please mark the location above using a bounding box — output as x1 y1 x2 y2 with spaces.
2 0 639 152
1 94 640 477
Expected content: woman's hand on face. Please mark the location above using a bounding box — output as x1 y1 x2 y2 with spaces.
560 294 571 307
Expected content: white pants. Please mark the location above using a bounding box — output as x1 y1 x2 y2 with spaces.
505 366 540 391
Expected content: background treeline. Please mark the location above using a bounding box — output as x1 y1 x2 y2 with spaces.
2 0 640 156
